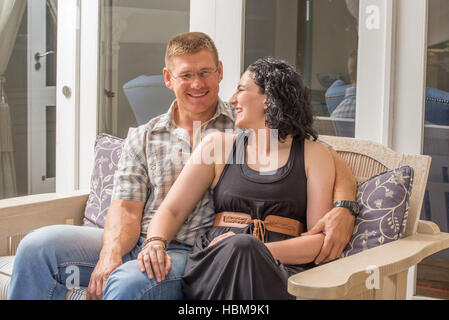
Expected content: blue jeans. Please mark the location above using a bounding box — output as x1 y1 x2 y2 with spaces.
7 225 191 300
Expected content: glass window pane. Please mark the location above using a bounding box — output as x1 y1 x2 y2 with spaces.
244 0 359 137
46 105 56 179
99 0 190 139
46 0 57 87
417 0 449 299
0 1 57 200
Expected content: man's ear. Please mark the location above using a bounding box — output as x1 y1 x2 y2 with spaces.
217 61 224 83
163 68 173 90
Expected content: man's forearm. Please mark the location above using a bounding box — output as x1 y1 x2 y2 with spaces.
329 147 357 202
303 146 357 264
101 200 143 258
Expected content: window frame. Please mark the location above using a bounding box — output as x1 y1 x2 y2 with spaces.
56 0 81 193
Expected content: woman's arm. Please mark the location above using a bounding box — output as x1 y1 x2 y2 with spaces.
145 132 231 240
138 132 225 281
265 140 335 265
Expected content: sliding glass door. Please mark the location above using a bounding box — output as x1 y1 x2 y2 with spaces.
98 0 190 139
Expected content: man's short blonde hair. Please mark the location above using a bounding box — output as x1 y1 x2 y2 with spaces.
165 32 219 69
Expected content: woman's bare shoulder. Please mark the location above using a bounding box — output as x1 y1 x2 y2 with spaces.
197 131 238 164
304 138 334 173
304 138 331 156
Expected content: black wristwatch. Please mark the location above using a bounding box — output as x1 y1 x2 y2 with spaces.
334 200 360 217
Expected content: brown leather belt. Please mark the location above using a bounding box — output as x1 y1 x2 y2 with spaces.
213 212 303 243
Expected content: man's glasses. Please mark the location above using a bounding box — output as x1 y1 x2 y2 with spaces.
169 68 219 83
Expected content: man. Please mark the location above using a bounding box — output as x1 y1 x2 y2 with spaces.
331 48 357 120
329 48 357 137
8 32 356 300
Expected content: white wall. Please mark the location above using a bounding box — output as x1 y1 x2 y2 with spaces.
190 0 244 102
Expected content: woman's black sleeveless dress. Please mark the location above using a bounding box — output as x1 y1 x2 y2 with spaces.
182 133 314 300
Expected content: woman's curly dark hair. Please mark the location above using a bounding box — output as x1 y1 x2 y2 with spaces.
246 57 317 142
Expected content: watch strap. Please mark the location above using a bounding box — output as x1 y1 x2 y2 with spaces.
334 200 360 217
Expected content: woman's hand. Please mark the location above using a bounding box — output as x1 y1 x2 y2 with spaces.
207 231 236 248
137 241 172 282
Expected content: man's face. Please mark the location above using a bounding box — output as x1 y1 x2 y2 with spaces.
163 49 223 116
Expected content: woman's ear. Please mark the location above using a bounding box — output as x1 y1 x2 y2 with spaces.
263 98 270 110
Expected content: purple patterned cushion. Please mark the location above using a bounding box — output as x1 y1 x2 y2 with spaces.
342 165 414 257
83 134 124 228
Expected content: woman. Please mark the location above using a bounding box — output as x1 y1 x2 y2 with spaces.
138 57 335 299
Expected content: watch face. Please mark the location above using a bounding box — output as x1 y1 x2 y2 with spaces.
352 203 360 213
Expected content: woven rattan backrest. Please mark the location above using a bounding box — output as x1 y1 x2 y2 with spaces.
319 135 432 237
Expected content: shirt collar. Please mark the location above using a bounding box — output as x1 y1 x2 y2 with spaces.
152 100 177 132
215 98 236 122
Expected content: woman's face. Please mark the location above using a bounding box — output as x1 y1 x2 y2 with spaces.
229 71 267 129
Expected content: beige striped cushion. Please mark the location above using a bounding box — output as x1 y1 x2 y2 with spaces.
0 256 14 300
65 287 87 300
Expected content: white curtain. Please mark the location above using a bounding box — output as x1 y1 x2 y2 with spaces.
0 0 26 199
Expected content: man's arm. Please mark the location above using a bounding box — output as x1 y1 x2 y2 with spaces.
86 200 144 300
101 200 144 259
303 146 357 264
86 127 149 300
331 146 357 202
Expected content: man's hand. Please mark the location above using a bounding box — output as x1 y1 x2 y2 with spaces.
302 207 355 264
86 253 122 300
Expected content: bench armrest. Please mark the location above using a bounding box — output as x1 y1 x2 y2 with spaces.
0 190 89 256
288 231 449 299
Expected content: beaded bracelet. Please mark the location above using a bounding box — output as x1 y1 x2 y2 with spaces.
141 236 168 251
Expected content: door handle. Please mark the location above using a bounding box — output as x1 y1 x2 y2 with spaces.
34 51 56 70
35 51 55 60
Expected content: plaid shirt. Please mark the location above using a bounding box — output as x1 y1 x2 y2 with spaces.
111 99 235 246
330 85 356 119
